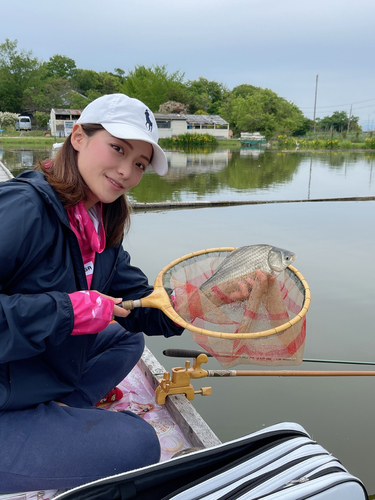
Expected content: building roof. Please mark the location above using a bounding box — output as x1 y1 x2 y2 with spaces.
154 113 186 121
154 113 228 125
184 114 228 125
52 109 83 115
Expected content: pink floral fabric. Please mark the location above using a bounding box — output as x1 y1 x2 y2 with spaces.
67 201 106 289
67 202 113 335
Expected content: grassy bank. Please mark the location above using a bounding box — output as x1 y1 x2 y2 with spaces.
275 133 375 151
217 139 241 149
0 131 63 149
0 138 63 149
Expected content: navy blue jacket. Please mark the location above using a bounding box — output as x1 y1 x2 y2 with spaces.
0 171 182 410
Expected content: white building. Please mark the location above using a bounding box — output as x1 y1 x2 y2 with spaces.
155 114 229 139
50 108 82 137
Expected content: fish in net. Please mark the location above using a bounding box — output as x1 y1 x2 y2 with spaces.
162 245 309 368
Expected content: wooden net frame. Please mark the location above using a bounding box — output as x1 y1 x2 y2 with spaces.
155 247 310 340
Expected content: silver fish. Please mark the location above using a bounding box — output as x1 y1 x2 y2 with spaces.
200 245 296 293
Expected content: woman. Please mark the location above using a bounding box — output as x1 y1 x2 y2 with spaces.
0 94 183 492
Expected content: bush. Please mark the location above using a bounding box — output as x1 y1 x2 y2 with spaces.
325 139 339 148
34 111 49 128
158 101 189 114
0 111 19 130
277 134 369 150
365 137 375 149
160 133 218 149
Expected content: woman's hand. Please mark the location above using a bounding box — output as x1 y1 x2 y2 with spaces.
93 292 131 319
228 270 276 302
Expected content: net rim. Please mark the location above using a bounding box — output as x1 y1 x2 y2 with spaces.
155 247 311 339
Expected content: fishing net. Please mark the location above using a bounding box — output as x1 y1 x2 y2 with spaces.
162 248 310 368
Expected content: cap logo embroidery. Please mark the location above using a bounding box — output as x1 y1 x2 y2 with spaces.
145 109 153 132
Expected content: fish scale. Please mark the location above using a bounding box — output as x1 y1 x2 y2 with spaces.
199 244 296 292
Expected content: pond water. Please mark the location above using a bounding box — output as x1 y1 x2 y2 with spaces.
1 147 375 494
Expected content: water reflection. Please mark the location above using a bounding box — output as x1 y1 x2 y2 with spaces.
239 147 266 159
1 147 375 202
1 149 50 177
165 150 229 173
17 151 34 168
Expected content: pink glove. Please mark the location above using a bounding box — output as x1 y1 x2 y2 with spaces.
69 291 114 335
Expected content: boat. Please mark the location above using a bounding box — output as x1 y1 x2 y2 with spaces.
239 132 268 148
0 161 13 183
0 347 369 500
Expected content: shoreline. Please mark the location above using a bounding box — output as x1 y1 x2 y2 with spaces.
1 136 374 153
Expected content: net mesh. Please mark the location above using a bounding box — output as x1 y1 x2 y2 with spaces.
163 250 307 368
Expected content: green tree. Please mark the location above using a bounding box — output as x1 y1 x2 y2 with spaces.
0 39 41 112
34 111 49 128
317 111 360 132
186 77 228 114
122 65 185 112
72 69 101 94
231 84 259 98
220 86 306 138
44 54 77 80
68 91 92 109
72 69 122 98
97 72 122 95
23 77 73 112
293 117 314 136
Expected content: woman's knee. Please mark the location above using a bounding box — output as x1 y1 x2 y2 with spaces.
100 410 160 471
91 323 145 359
131 331 145 359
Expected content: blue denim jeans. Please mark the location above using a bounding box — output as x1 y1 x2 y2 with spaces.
0 324 161 493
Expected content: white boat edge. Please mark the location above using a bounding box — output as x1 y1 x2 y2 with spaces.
0 161 14 181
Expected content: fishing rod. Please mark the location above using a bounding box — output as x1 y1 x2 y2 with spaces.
156 350 375 404
163 349 375 367
203 370 375 377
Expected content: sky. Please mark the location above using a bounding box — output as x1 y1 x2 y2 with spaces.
4 0 375 129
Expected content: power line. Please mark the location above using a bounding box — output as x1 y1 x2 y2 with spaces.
350 103 375 111
300 97 375 110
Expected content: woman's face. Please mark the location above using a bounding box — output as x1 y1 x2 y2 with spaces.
71 125 153 209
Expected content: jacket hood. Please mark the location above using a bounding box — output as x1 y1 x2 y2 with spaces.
13 170 69 225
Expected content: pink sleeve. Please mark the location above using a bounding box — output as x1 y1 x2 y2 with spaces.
69 291 114 335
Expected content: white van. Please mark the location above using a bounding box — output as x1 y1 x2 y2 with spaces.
15 116 32 131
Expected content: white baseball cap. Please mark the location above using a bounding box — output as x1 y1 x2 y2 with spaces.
77 93 168 176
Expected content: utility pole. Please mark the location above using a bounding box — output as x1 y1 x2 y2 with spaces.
347 104 352 133
313 75 319 133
